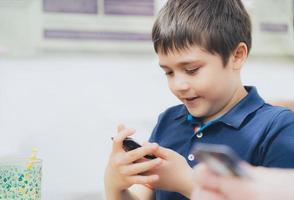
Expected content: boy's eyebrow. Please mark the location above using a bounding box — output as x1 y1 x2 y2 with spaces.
159 64 169 69
159 60 204 69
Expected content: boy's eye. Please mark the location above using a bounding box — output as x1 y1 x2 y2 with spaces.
165 71 173 76
185 68 199 75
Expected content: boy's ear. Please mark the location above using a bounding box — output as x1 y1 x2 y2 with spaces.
232 42 248 70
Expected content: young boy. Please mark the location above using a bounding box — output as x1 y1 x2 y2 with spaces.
104 0 294 199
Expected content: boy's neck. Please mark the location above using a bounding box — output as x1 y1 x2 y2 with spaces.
203 86 248 123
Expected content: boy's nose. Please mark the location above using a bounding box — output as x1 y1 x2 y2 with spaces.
173 78 190 91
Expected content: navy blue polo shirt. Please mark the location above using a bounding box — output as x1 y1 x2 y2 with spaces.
149 86 294 200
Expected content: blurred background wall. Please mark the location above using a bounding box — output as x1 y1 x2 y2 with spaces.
0 0 294 199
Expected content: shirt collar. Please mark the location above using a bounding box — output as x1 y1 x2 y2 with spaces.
174 86 265 129
174 105 189 120
219 86 264 129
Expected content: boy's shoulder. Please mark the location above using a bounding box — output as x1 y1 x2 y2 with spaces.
256 103 294 131
259 103 294 121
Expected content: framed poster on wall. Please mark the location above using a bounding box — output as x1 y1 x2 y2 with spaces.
38 0 157 53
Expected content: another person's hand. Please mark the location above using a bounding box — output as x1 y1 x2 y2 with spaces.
192 163 294 200
104 125 162 194
146 146 194 198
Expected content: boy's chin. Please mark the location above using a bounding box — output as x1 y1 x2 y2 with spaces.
186 107 207 118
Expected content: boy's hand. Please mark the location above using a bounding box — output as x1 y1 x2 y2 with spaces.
104 124 162 194
145 146 194 198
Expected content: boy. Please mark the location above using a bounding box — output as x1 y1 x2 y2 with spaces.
104 0 294 199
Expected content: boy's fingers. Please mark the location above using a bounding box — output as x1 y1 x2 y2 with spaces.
112 126 135 152
119 158 162 176
152 146 172 159
117 124 126 132
126 174 159 185
122 143 159 164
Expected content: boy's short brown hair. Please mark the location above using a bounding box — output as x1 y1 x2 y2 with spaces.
152 0 252 65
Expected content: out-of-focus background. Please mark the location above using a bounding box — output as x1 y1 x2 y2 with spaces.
0 0 293 199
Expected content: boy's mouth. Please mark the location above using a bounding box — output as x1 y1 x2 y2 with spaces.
184 97 199 105
184 96 200 102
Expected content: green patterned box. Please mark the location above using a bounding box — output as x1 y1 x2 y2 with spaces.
0 158 42 200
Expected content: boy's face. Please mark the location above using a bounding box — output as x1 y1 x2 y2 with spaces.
158 45 241 120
